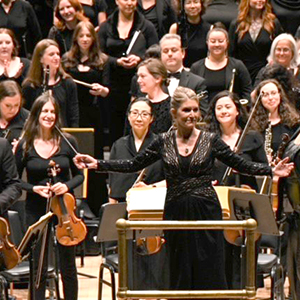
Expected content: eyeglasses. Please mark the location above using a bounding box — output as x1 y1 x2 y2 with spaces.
261 90 279 99
129 110 151 119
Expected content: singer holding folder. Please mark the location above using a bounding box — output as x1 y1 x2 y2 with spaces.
98 0 158 145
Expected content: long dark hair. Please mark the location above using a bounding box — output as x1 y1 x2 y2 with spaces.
21 91 63 155
205 90 248 136
63 21 107 70
251 79 300 132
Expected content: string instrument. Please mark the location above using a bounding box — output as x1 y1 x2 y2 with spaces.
221 92 262 185
271 133 290 213
0 217 20 270
49 160 87 246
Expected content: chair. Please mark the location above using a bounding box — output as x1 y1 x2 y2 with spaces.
96 203 127 300
0 210 60 300
257 233 285 300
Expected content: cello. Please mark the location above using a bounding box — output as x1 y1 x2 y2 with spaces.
48 160 87 246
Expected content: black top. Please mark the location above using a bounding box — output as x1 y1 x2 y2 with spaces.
62 59 109 107
0 138 21 215
213 131 268 191
202 0 238 30
179 20 211 68
22 77 79 128
190 57 252 114
109 131 164 201
137 0 177 39
150 96 172 134
48 26 74 55
228 19 283 82
271 0 300 35
0 108 29 144
98 9 158 93
204 66 226 104
0 57 30 86
0 0 42 58
15 135 84 214
266 122 298 154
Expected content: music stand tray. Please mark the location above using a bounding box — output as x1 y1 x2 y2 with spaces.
18 212 53 260
228 190 279 236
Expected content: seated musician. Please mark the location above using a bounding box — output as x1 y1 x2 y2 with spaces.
0 137 21 216
205 90 268 289
280 127 300 300
109 97 165 203
109 97 167 290
0 80 29 145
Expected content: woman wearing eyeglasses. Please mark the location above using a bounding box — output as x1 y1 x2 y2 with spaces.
251 79 299 158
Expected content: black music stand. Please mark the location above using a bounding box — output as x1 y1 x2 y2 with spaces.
228 191 279 290
228 191 279 235
17 212 53 300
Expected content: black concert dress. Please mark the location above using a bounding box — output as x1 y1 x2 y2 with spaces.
228 19 283 83
96 130 272 290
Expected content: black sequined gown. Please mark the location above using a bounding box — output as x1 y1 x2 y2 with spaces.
97 130 272 290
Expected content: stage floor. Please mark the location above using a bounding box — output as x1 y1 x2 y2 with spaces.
10 254 289 299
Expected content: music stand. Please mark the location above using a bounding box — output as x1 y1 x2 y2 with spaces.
227 190 279 289
228 190 279 235
17 212 53 300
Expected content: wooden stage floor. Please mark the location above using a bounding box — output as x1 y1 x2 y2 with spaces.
10 254 289 300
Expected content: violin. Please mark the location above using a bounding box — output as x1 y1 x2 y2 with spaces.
48 161 87 246
0 217 20 270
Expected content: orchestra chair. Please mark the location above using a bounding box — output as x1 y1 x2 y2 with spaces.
96 203 127 300
257 233 285 300
0 211 60 300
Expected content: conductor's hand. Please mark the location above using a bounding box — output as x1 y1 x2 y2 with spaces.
272 157 294 177
33 185 51 198
51 182 68 196
73 154 98 169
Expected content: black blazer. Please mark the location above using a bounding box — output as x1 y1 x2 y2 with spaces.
0 138 21 215
109 131 165 200
178 69 208 117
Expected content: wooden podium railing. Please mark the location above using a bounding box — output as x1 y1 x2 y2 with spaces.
116 218 257 299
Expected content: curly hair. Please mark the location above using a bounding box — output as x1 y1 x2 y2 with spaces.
251 79 300 132
236 0 276 40
54 0 88 31
255 63 299 108
62 21 107 70
204 90 248 136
